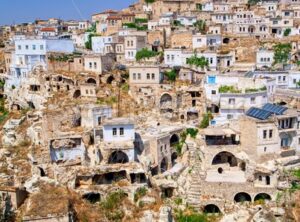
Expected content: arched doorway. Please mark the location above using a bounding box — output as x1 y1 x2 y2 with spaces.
254 193 271 202
203 204 221 214
73 90 81 99
160 157 168 173
212 151 238 167
170 134 179 146
211 104 219 113
160 93 172 109
171 152 178 166
223 38 230 44
108 151 129 164
87 78 97 85
106 75 114 84
234 192 251 203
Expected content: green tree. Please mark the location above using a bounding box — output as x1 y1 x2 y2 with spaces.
248 0 260 5
273 43 291 65
164 69 177 82
145 0 155 4
284 28 291 37
200 112 213 128
193 20 206 33
85 33 97 50
135 48 159 61
186 55 209 69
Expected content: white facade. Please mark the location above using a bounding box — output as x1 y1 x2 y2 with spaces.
256 50 274 68
7 37 74 88
92 36 114 54
103 119 135 142
176 16 197 26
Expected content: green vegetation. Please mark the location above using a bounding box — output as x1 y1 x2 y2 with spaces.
248 0 260 5
164 69 177 82
284 28 291 37
97 96 117 105
200 112 213 129
145 0 155 4
100 190 127 221
196 3 202 11
273 43 291 65
0 97 8 124
175 209 208 222
134 187 147 202
135 48 159 61
85 33 98 50
174 197 183 205
86 23 96 33
0 79 5 91
186 55 208 69
172 20 183 27
245 86 267 93
193 20 206 33
218 85 241 93
135 18 148 23
121 83 129 92
175 128 198 155
123 22 147 31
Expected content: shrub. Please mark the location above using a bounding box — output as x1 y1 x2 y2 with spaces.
135 48 159 61
219 85 241 93
164 69 177 82
200 112 213 129
186 128 198 138
100 191 127 221
186 55 208 68
284 28 291 37
273 43 291 65
134 187 147 202
175 210 207 222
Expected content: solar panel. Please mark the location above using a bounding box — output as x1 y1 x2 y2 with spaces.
246 107 272 120
262 103 287 115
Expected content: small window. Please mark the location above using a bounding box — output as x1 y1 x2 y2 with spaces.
264 147 267 152
269 130 273 138
40 45 44 50
147 73 150 79
138 73 141 80
258 175 262 181
25 45 29 50
120 127 124 135
32 45 36 50
151 73 155 79
229 98 235 105
263 130 267 139
133 73 136 80
250 97 255 104
211 90 216 95
18 45 21 50
112 128 117 136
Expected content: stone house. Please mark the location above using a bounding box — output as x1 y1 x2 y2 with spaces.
129 65 163 86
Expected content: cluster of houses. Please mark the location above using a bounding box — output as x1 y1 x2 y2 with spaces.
0 0 300 221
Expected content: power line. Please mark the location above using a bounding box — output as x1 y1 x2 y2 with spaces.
71 0 85 21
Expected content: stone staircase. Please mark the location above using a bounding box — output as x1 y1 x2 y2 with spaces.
186 140 205 210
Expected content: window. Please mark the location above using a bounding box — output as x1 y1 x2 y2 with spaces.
151 73 155 79
283 76 286 81
259 175 262 181
94 62 97 69
207 76 216 84
211 90 216 95
263 130 267 139
98 117 102 125
18 45 21 50
25 45 29 50
120 127 124 135
250 97 255 104
112 128 117 136
32 45 36 50
147 73 150 79
138 73 141 79
264 147 267 152
269 130 273 138
133 73 136 80
229 98 235 105
40 45 44 50
227 114 233 119
89 62 92 68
